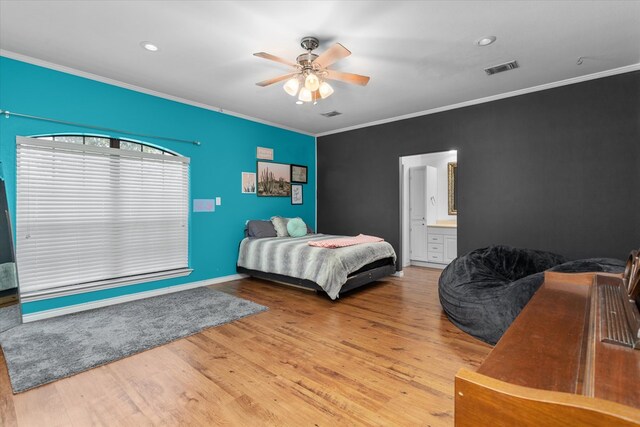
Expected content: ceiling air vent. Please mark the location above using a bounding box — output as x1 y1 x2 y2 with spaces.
484 60 519 76
321 111 342 117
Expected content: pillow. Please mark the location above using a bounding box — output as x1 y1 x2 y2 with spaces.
270 216 289 237
246 220 277 238
287 217 308 238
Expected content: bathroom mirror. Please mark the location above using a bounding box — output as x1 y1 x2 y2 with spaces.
0 179 21 332
448 162 457 215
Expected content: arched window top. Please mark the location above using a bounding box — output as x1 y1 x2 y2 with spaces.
34 134 180 156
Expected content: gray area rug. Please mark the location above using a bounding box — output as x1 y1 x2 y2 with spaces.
0 287 267 393
0 304 21 333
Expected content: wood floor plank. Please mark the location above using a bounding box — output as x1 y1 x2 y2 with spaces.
55 364 148 427
12 383 73 427
0 267 491 426
0 351 18 427
204 329 392 418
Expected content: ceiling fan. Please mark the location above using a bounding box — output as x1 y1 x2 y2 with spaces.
254 36 370 104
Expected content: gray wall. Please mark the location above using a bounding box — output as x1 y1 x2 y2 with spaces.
317 71 640 268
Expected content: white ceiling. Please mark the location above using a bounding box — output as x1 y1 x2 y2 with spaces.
1 1 639 136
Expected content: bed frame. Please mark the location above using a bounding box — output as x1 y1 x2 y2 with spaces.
237 257 397 297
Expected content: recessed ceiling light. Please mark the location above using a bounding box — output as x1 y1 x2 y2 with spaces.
141 41 159 52
476 36 496 47
296 101 303 105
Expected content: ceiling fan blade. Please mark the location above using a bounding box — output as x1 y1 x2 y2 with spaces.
253 52 297 68
256 73 298 87
325 69 370 86
314 43 351 68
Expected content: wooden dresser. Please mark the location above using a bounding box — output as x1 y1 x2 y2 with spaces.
455 271 640 426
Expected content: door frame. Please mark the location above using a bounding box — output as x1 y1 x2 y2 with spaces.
398 150 458 270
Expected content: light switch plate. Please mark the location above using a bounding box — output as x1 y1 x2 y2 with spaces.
215 197 221 206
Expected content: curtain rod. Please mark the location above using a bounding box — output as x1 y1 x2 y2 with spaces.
0 109 201 146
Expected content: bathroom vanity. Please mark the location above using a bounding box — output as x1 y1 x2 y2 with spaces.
425 223 457 268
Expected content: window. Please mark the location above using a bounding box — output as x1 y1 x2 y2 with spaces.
16 135 191 299
36 134 175 155
119 141 142 151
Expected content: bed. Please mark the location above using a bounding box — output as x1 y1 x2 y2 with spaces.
236 232 397 299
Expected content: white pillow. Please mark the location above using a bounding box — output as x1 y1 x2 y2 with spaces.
270 216 290 237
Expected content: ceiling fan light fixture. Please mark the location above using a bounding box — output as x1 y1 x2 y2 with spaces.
298 87 312 102
476 36 497 47
283 77 300 96
140 41 159 52
304 72 320 91
254 37 369 103
319 81 334 99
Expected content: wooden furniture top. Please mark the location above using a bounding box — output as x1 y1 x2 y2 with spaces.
477 275 591 394
456 369 640 427
476 271 640 409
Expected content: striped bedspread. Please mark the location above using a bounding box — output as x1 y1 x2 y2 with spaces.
237 234 397 299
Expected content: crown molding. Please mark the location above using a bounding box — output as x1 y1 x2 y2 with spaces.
0 49 315 137
315 62 640 138
3 50 638 139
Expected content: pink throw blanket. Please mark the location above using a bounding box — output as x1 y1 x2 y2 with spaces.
308 234 384 248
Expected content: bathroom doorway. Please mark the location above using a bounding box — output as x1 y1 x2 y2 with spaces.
400 150 457 269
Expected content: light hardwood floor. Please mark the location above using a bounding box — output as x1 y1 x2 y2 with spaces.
0 267 491 426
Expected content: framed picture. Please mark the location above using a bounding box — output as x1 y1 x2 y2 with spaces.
291 184 303 205
241 172 256 194
256 146 274 160
448 162 457 215
291 164 308 183
257 161 291 197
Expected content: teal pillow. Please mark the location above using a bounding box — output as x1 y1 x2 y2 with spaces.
286 217 308 238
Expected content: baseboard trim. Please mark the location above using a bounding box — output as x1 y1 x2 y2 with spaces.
411 261 447 270
21 273 248 323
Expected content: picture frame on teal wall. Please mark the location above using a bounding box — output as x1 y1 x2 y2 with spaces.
291 164 308 184
256 146 274 160
242 172 256 194
291 184 303 205
257 161 291 197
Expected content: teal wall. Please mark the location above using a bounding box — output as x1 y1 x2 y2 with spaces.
0 56 316 314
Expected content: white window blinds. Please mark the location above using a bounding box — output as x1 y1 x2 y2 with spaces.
16 136 190 298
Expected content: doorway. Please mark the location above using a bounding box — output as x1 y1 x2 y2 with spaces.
400 150 457 269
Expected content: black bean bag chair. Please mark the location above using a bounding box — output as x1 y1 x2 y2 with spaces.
548 258 626 274
439 246 567 345
439 246 625 345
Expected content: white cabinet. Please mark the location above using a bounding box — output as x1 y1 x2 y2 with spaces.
409 166 428 261
426 226 457 267
444 235 457 264
409 166 438 263
410 222 428 261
